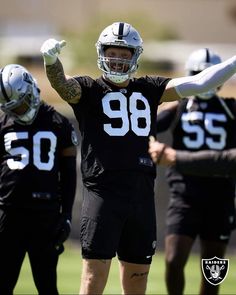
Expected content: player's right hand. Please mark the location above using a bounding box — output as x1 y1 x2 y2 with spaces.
40 38 66 65
53 214 71 250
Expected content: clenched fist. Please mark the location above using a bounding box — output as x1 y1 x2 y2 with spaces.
40 38 66 65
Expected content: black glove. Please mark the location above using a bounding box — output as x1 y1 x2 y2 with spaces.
54 214 71 249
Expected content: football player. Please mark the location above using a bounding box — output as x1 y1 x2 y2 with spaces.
40 22 236 295
0 64 78 294
153 48 236 295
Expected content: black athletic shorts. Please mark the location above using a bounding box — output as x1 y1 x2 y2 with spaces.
80 171 157 264
166 197 236 243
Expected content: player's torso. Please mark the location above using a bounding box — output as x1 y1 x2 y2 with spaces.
0 104 67 206
72 76 168 179
173 97 236 151
167 97 236 200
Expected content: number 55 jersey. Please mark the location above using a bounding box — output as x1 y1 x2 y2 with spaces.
157 96 236 207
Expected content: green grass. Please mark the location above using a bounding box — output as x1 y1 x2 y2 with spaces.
14 241 236 294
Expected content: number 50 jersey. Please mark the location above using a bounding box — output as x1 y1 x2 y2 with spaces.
0 102 78 208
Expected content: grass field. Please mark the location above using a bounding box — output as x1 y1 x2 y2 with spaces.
14 241 236 294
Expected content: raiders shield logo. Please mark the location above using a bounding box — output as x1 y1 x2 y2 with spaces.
201 256 229 286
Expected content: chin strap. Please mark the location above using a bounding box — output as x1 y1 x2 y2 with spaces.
217 97 235 120
105 73 130 84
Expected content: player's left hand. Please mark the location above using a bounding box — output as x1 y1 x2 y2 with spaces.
54 214 71 249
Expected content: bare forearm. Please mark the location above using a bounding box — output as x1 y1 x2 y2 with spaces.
45 59 81 103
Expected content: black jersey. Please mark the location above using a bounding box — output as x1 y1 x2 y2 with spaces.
70 75 170 181
172 97 236 151
0 102 77 208
157 96 236 203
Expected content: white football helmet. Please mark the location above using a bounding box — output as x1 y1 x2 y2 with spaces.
0 64 40 124
96 22 143 84
185 48 222 99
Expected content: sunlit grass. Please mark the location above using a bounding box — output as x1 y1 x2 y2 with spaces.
14 241 236 294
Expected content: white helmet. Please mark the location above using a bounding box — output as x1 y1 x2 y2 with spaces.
96 22 143 84
0 64 40 124
185 48 222 99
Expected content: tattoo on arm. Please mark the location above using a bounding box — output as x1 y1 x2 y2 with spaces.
46 59 81 103
130 271 149 279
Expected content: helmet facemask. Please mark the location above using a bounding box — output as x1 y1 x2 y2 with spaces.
96 22 143 84
0 64 41 125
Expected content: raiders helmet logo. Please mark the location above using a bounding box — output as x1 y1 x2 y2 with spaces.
201 256 229 286
71 129 79 146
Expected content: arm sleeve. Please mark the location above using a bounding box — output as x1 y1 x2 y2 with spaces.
59 155 77 220
175 149 236 178
172 56 236 98
156 108 176 133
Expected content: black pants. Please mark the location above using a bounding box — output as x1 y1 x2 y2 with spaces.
0 207 61 295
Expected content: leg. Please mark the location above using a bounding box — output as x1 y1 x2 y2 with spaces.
79 258 111 295
119 260 150 295
0 209 26 294
199 239 227 295
165 234 194 295
0 242 25 294
117 173 156 295
28 211 60 295
80 184 128 294
29 246 59 295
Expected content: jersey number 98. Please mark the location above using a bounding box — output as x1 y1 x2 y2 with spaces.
102 92 151 136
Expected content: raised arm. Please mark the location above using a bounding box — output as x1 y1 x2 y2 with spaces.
161 55 236 102
40 39 81 104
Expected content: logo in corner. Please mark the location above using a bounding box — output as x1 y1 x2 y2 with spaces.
201 256 229 286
